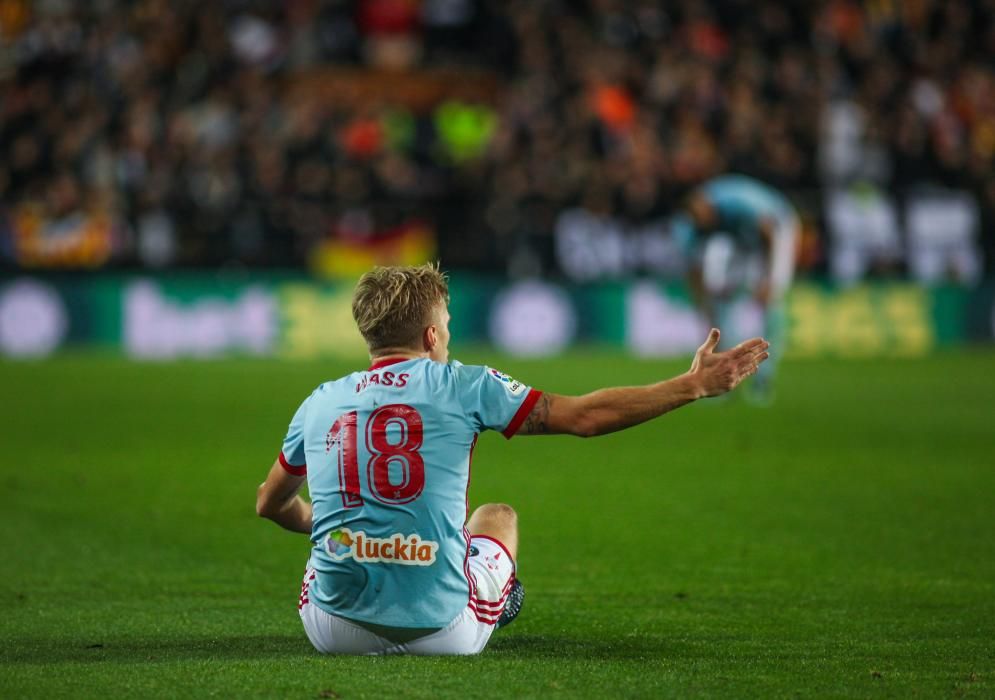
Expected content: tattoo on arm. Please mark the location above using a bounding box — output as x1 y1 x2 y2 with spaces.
523 393 552 434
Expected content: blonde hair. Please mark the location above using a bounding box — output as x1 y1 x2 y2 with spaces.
351 263 450 352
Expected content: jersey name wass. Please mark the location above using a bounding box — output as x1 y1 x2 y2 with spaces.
355 370 409 393
487 368 526 396
325 528 438 565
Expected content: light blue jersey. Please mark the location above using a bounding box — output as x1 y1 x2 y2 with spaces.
279 357 541 629
701 175 793 247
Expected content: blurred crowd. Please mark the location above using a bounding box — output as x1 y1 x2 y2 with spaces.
0 0 994 280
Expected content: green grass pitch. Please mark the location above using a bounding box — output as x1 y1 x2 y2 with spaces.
1 349 993 698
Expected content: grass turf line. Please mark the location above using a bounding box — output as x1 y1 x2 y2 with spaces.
0 350 993 698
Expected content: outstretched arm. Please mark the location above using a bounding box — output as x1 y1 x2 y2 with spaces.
517 329 768 438
256 459 312 534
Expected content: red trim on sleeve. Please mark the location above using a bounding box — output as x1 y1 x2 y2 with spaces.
502 389 543 439
278 451 307 476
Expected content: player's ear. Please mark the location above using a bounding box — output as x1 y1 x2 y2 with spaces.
423 323 438 352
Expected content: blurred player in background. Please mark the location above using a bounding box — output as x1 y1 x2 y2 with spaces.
672 175 799 404
256 264 768 655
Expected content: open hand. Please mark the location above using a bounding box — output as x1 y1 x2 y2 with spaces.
687 328 770 398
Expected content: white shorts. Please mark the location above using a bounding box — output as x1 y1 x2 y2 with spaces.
768 212 800 298
298 535 516 655
701 213 799 300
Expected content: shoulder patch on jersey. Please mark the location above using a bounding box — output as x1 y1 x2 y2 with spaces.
488 368 527 396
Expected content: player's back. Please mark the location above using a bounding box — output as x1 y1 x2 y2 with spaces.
703 175 792 233
280 357 538 629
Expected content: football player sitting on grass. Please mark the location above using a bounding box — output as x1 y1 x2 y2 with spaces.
257 263 768 655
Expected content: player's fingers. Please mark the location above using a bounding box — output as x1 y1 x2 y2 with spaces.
738 351 768 376
698 328 720 354
732 337 766 356
731 343 765 362
744 350 769 365
750 343 770 362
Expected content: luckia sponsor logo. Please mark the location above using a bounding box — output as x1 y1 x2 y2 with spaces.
324 528 438 566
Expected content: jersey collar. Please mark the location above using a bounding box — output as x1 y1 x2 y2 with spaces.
368 356 416 371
